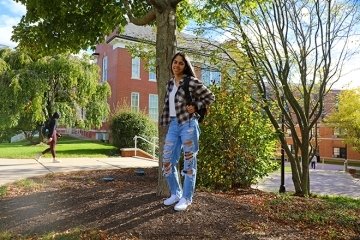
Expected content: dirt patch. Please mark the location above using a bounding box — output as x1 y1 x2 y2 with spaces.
0 168 359 239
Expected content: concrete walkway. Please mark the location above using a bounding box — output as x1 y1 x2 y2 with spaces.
252 163 360 199
0 157 158 186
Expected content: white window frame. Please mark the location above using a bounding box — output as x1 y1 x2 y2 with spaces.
149 94 158 121
102 56 108 82
131 57 141 80
96 132 108 141
201 65 211 86
287 144 294 153
81 107 86 120
333 147 340 158
148 59 156 82
201 64 221 86
131 92 140 112
286 128 292 136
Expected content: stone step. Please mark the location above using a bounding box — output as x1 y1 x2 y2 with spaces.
120 148 157 161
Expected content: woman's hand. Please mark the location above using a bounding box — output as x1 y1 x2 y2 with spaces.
186 104 196 114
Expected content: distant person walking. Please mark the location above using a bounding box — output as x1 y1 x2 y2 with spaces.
36 112 61 163
311 155 317 169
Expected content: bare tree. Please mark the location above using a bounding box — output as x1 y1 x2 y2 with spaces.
195 0 360 196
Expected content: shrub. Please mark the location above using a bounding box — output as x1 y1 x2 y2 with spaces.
110 108 157 154
197 76 278 190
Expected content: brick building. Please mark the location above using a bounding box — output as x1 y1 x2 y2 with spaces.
285 90 360 162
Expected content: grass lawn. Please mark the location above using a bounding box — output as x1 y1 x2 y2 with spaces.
0 136 119 159
322 158 360 167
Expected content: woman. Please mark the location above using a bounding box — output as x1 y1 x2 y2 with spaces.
36 112 61 163
160 52 215 211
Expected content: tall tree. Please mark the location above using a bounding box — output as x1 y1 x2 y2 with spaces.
0 48 110 142
11 0 192 195
194 0 360 196
325 88 360 152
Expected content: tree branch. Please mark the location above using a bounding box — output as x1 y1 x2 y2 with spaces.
124 0 156 26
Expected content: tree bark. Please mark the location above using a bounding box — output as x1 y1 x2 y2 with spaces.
154 3 177 196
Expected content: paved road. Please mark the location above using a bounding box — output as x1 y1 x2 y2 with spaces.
252 162 360 199
0 157 158 186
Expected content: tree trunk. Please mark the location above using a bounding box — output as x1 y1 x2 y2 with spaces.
155 5 177 196
289 156 302 193
289 130 311 196
300 135 310 196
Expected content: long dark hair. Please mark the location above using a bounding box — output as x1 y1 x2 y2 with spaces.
52 112 60 119
171 52 196 78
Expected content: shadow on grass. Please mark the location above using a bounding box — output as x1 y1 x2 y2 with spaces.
58 138 111 145
57 148 119 157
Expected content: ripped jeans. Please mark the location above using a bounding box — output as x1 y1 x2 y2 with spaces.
162 117 200 202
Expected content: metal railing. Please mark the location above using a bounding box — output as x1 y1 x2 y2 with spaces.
133 135 159 160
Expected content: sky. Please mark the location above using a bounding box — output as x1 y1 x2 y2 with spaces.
0 0 26 47
1 0 359 90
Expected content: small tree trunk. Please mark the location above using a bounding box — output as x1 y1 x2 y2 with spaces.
290 158 303 193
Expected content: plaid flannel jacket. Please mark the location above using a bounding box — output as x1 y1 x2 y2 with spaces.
160 75 215 126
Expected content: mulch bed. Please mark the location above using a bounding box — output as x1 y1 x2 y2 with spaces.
0 167 359 239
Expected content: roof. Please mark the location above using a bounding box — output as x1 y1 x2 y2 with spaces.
0 44 10 49
106 23 219 58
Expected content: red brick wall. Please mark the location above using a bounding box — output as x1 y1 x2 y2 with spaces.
96 44 158 114
284 123 360 161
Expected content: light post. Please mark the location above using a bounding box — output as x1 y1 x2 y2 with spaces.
279 95 286 193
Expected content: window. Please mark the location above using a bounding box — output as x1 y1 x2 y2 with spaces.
201 64 221 86
75 106 85 120
287 144 295 153
334 128 345 137
131 92 139 112
333 147 340 158
211 71 221 85
317 125 320 136
79 107 86 120
102 56 108 82
149 59 156 82
227 68 236 78
149 94 158 121
201 66 211 85
96 132 109 142
333 147 346 158
132 57 141 79
335 95 340 110
286 128 292 136
340 147 347 159
311 127 315 136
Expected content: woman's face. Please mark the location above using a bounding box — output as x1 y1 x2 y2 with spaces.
172 55 186 76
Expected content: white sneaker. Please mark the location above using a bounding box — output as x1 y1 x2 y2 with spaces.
52 159 61 163
174 198 191 211
163 195 180 206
